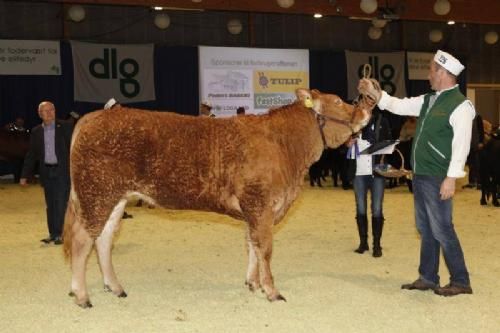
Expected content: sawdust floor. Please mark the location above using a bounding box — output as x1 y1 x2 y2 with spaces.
0 177 498 333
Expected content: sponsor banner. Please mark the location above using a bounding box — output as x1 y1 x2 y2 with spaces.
253 71 308 93
345 50 406 100
0 40 61 75
407 52 434 80
254 93 296 109
199 46 309 116
71 41 155 103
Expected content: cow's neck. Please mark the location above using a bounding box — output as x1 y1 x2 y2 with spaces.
269 105 325 172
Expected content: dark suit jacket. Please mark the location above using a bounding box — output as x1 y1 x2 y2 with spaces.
21 119 74 186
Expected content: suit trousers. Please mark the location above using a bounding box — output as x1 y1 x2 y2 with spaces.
42 166 70 238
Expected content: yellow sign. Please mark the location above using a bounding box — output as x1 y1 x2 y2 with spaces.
254 71 309 93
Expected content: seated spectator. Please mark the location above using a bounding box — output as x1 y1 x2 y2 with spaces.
4 117 27 133
236 106 246 116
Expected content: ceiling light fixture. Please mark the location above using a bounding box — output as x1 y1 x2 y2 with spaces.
368 26 382 40
314 13 323 18
154 13 170 29
68 5 86 22
429 29 443 43
276 0 295 9
227 19 243 35
433 0 451 16
485 31 499 45
360 0 378 15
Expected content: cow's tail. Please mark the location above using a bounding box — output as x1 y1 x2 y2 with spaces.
63 196 77 261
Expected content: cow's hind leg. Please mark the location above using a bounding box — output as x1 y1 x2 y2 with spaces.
245 231 260 292
246 217 286 302
68 218 95 308
95 199 128 298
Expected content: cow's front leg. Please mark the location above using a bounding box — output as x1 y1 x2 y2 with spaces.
245 230 260 292
247 220 286 302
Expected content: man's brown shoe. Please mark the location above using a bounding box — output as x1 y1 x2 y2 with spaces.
434 283 472 296
401 279 438 291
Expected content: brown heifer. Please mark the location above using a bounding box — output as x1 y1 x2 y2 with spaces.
63 89 375 308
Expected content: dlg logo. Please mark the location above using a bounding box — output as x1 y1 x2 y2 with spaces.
358 56 396 95
89 48 140 98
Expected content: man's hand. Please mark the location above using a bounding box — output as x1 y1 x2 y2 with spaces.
440 177 456 200
357 78 381 103
19 178 28 186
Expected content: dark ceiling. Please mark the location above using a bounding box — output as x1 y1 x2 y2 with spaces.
37 0 500 25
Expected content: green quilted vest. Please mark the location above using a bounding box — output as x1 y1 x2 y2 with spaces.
411 87 466 176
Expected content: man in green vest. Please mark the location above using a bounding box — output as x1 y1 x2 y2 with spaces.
358 50 474 297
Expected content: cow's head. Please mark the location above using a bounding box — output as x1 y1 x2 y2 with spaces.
296 88 374 148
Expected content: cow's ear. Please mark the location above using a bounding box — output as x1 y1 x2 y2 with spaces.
295 88 311 101
296 88 314 109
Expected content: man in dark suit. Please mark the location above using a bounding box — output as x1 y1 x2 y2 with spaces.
20 101 74 245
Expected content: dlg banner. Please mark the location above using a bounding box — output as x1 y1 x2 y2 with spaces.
345 51 406 100
71 41 155 103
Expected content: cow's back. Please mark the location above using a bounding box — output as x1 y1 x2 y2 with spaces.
71 105 323 235
71 108 281 226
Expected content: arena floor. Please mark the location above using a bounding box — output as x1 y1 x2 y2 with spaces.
0 177 498 333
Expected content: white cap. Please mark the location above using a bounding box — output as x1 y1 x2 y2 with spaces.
434 50 465 76
104 98 117 110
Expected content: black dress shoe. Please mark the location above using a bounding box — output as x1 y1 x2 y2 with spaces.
40 237 53 244
53 237 63 245
401 278 438 291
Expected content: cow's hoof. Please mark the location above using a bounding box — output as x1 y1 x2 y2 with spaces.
122 212 133 219
493 202 499 207
480 200 487 205
77 301 93 309
104 285 127 297
245 280 260 292
268 294 287 302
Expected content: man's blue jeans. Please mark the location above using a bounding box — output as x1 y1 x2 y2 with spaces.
353 175 385 218
413 175 470 287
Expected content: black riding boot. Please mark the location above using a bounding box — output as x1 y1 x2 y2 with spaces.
354 215 369 254
372 216 385 257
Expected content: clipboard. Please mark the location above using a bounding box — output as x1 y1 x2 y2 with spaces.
360 140 399 155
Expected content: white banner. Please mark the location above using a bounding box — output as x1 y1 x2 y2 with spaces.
407 52 434 80
345 50 406 100
71 41 155 103
0 40 61 75
199 46 309 117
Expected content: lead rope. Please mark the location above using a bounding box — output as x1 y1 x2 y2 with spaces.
353 63 381 108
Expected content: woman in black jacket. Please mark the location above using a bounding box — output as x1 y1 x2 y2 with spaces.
346 108 393 257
